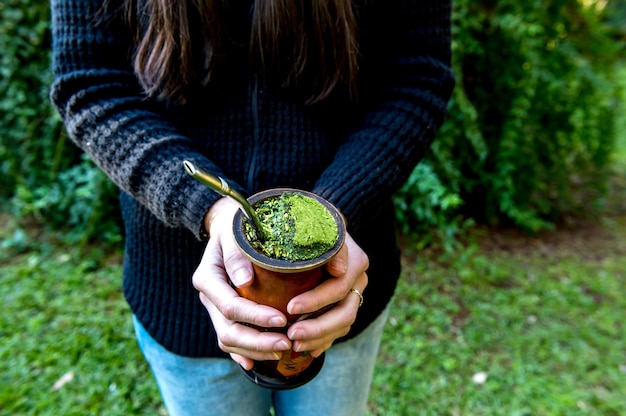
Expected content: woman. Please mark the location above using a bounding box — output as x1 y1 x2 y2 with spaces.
50 0 454 414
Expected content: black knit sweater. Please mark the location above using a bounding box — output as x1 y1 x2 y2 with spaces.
50 0 455 358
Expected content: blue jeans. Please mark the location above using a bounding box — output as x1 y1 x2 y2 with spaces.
133 307 389 416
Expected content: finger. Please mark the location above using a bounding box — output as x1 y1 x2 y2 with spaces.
288 235 368 315
230 353 254 371
310 343 334 359
205 200 254 288
201 293 292 360
193 236 287 328
197 283 287 328
287 273 352 315
221 229 254 288
288 306 353 353
218 327 291 361
287 274 366 352
326 234 369 278
287 265 368 316
325 241 348 276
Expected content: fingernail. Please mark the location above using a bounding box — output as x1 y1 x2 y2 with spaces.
287 303 302 316
274 340 291 351
288 328 303 340
271 352 282 360
232 269 251 287
269 316 286 327
329 258 347 274
234 356 254 370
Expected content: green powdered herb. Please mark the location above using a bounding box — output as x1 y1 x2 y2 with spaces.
243 192 339 262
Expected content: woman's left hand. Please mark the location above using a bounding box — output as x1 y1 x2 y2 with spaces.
285 233 369 357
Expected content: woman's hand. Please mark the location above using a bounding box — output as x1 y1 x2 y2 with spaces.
193 198 291 370
192 197 369 368
286 233 368 357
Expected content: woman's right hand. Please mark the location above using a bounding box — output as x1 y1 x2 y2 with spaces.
192 198 292 370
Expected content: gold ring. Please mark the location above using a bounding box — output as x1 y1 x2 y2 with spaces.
350 288 364 307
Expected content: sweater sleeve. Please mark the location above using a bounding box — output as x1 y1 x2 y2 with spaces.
312 0 455 230
49 0 243 239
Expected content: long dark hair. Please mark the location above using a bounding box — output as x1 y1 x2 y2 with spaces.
121 0 360 104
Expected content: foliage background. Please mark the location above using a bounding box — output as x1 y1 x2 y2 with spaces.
1 1 625 415
0 0 623 245
395 0 623 246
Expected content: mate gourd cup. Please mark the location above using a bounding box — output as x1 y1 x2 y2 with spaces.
232 188 346 390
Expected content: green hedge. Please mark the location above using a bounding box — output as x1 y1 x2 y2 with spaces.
1 0 621 246
0 0 121 244
395 0 621 245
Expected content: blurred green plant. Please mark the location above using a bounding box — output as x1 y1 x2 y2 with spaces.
2 203 625 415
602 0 626 54
0 0 121 244
1 1 61 196
395 0 622 245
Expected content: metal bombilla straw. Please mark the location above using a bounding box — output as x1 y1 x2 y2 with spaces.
183 160 267 240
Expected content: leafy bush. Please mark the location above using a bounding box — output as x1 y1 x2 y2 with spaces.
0 1 61 197
1 0 622 246
396 0 622 242
0 0 120 244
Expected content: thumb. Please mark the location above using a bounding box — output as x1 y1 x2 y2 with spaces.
325 241 348 277
222 234 254 287
207 198 254 287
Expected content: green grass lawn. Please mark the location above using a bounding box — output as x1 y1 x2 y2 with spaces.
2 204 625 415
0 231 163 415
2 151 626 414
370 218 626 415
